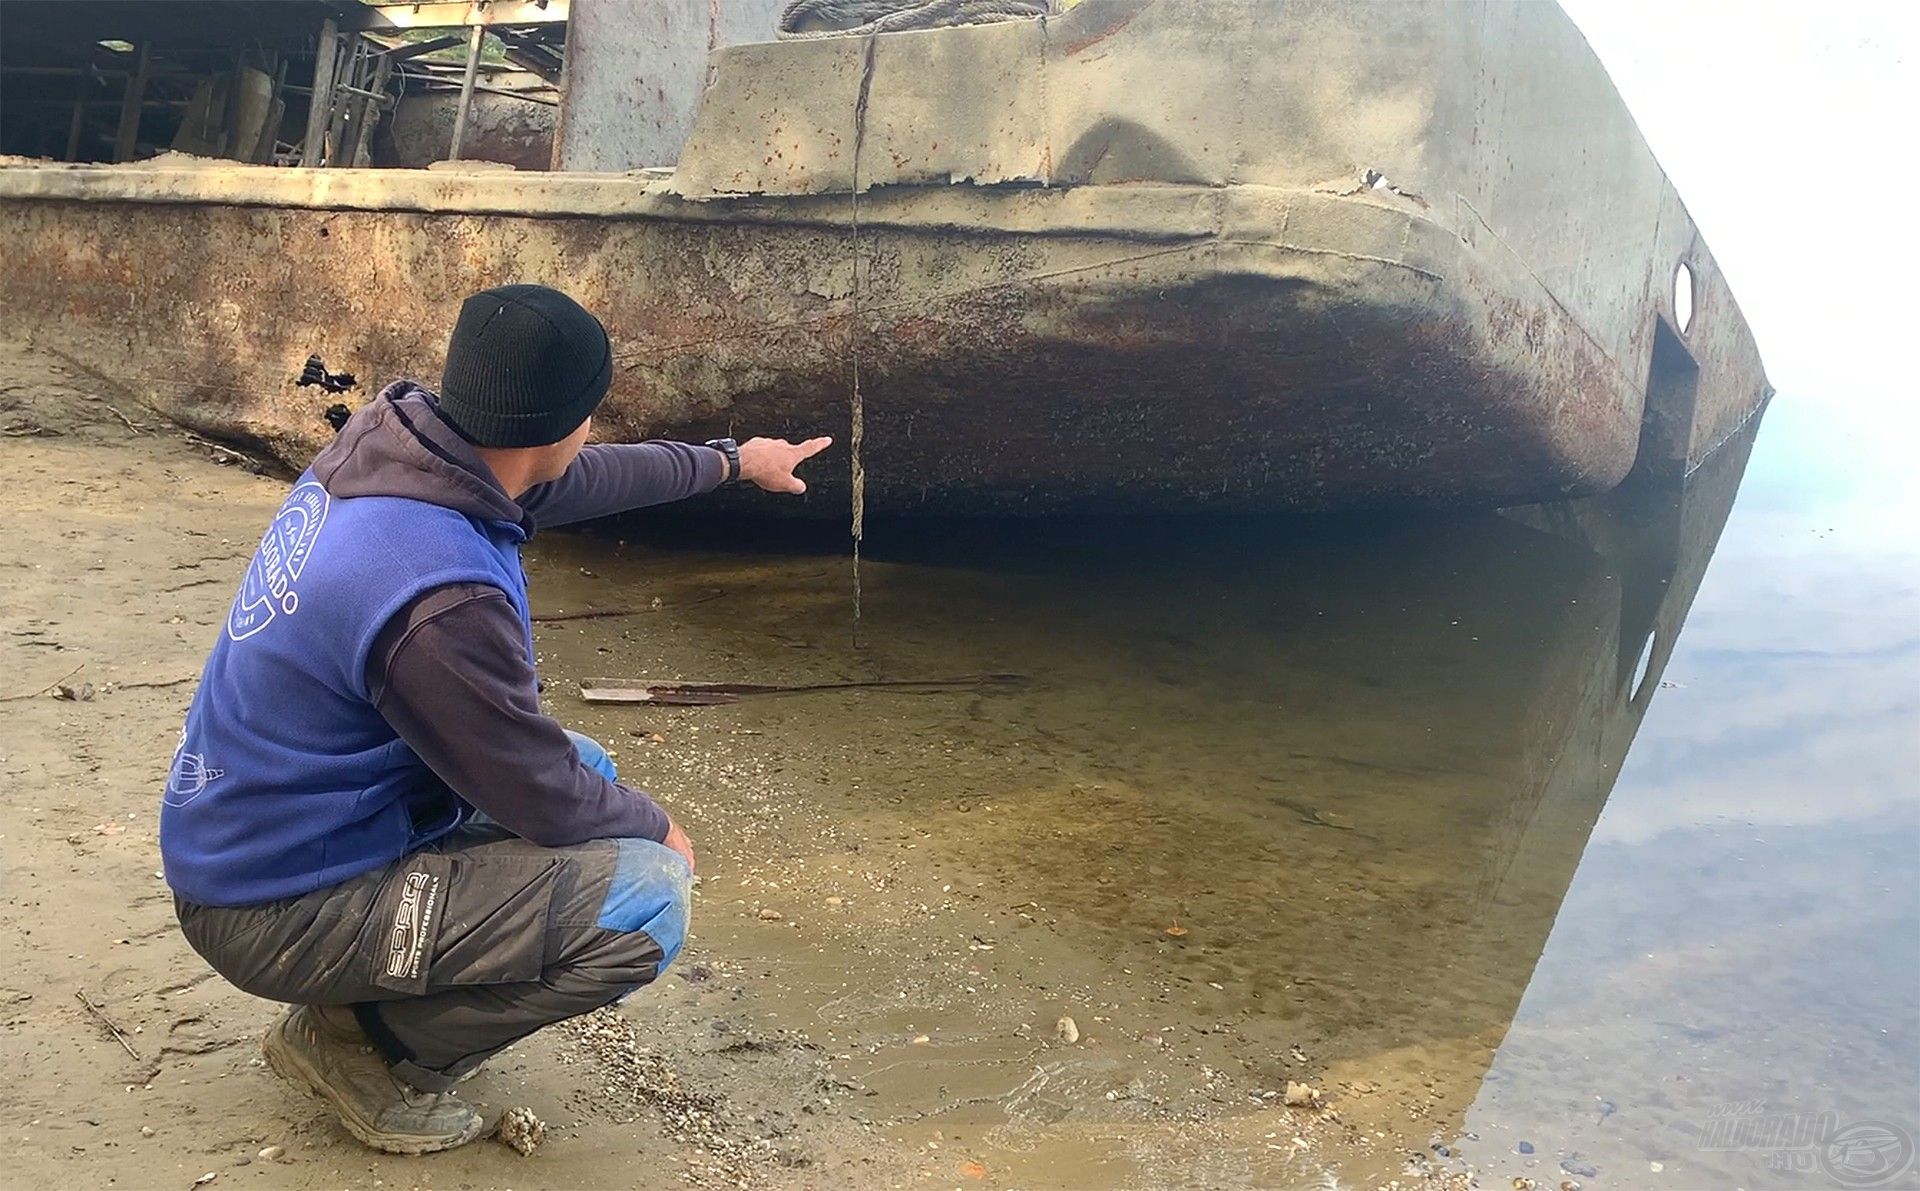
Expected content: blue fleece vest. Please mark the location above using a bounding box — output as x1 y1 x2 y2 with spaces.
160 472 532 906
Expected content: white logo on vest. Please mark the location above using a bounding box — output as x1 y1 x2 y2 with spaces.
228 481 330 642
164 751 226 807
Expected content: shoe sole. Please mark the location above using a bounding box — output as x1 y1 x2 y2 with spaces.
262 1016 487 1155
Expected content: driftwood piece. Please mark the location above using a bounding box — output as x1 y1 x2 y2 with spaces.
531 591 726 623
2 663 83 703
76 989 141 1060
579 674 1025 707
531 606 639 624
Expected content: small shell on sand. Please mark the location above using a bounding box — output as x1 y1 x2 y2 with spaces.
495 1106 547 1156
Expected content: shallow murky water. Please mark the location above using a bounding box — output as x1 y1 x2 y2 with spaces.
526 394 1917 1189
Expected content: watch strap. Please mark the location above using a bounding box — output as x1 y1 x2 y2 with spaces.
706 437 741 484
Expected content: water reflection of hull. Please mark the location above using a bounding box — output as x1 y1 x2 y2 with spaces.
515 405 1766 1181
810 407 1764 1174
1485 407 1764 926
1295 407 1766 1167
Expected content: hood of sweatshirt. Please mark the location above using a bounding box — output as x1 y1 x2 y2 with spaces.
310 381 529 534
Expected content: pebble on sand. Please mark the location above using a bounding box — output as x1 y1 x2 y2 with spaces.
1055 1016 1080 1044
1283 1081 1324 1108
496 1106 547 1157
757 908 784 921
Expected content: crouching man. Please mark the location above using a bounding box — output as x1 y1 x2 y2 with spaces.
159 284 829 1153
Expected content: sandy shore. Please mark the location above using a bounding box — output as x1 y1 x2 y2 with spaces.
0 338 1478 1190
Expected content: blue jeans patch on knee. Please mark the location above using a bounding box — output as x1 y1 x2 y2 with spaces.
597 837 691 967
567 729 617 781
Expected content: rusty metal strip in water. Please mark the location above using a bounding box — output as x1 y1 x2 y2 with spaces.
848 33 879 647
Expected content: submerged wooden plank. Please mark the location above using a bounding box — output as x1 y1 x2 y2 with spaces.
579 675 1026 706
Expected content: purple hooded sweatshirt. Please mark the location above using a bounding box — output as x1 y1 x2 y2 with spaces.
286 382 718 866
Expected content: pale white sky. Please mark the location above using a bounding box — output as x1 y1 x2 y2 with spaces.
1559 5 1920 853
1558 0 1915 399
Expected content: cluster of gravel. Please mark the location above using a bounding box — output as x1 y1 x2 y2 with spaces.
554 1007 776 1187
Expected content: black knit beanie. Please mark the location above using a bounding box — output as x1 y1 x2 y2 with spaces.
437 284 613 448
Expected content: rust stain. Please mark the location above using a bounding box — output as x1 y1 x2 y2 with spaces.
0 172 1760 515
1061 2 1148 57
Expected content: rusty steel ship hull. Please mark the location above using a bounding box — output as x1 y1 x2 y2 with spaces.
0 0 1768 514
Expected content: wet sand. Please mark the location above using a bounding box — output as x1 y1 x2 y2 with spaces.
0 333 1745 1190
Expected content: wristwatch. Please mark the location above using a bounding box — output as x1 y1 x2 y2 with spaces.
705 437 741 485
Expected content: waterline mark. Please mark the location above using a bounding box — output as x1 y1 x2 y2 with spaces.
1697 1103 1914 1188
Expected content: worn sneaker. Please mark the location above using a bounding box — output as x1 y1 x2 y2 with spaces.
262 1005 486 1155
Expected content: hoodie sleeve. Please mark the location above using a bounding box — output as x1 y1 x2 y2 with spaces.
366 583 671 847
519 441 725 529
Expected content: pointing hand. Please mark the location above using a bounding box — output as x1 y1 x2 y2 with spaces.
737 436 834 495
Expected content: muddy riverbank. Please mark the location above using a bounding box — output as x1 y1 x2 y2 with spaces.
12 333 1903 1191
1 338 1494 1188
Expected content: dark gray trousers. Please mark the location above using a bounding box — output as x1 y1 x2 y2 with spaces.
175 812 691 1092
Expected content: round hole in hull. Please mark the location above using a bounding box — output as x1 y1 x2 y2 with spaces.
1674 261 1695 334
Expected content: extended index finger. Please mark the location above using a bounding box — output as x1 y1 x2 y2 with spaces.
792 435 834 460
